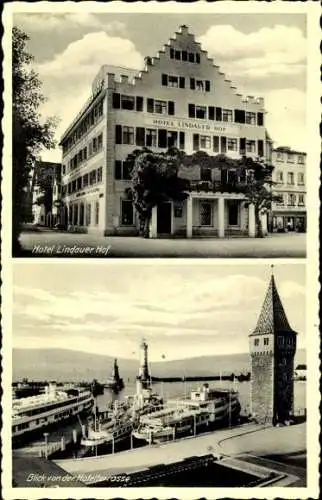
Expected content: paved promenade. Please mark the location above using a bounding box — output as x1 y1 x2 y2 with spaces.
55 423 306 482
18 229 305 258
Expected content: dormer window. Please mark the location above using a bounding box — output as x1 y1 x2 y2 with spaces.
175 50 181 60
264 337 269 346
254 338 259 346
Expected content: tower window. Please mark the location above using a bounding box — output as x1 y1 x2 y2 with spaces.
263 337 269 346
175 50 181 60
254 338 259 346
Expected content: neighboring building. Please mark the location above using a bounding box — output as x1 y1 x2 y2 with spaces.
32 161 61 226
271 146 306 232
59 25 272 238
249 273 297 425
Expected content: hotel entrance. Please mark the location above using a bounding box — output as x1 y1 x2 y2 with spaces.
157 202 172 235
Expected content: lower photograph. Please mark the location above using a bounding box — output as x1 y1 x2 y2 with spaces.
11 262 309 491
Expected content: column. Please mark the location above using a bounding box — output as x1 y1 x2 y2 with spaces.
218 197 225 238
186 195 193 238
149 205 157 238
248 203 256 237
261 212 268 236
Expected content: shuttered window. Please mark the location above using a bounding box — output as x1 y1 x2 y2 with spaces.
193 134 199 151
136 96 143 112
147 98 154 113
208 106 215 120
168 101 175 116
158 129 167 148
112 93 120 109
115 125 122 144
136 127 145 147
215 107 222 121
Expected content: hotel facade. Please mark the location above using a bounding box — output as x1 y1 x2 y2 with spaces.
271 147 306 233
59 25 272 238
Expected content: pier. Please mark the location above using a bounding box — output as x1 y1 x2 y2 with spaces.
55 422 306 486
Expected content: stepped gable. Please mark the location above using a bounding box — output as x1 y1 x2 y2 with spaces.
250 274 296 337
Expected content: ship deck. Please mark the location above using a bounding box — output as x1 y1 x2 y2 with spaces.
55 422 306 485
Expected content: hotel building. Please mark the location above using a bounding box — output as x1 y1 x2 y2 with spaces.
59 25 272 238
271 147 306 232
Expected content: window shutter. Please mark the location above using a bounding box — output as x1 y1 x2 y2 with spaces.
136 96 143 112
190 78 195 90
170 48 174 59
115 161 122 180
205 80 210 92
240 137 246 154
147 98 154 113
188 103 195 118
193 134 199 151
213 136 219 152
196 53 200 64
182 51 187 61
168 101 175 116
215 107 222 121
235 109 245 124
162 74 168 86
220 136 227 153
257 112 264 126
179 132 185 150
258 140 264 157
179 77 185 89
115 125 122 144
208 106 215 120
112 93 120 109
158 129 167 148
136 127 145 147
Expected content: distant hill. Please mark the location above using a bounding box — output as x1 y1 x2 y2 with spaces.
12 348 306 383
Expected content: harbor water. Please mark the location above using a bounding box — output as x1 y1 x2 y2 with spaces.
96 379 306 415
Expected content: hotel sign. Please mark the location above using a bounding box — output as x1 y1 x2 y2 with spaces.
149 117 239 135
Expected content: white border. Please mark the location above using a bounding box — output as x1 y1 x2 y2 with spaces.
2 1 320 499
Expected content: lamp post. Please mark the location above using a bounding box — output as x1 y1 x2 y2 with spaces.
43 432 49 459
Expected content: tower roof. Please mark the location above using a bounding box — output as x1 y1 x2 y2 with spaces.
250 274 297 337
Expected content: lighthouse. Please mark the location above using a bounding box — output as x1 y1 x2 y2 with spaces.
137 339 150 390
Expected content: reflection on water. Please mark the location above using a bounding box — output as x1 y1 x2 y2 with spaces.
97 380 306 414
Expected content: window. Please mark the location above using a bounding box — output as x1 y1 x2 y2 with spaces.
287 172 294 185
121 200 134 225
146 129 157 147
95 201 99 225
276 194 284 206
298 194 305 206
86 203 91 226
257 140 264 158
245 112 256 125
188 52 195 62
288 194 296 206
196 53 200 64
182 50 187 61
227 138 238 151
213 136 220 153
62 165 66 175
235 109 246 124
196 105 207 119
222 109 233 122
201 167 212 181
196 80 204 91
200 201 212 226
89 169 97 185
179 131 185 150
174 202 183 218
83 173 88 187
77 177 82 191
254 338 259 346
167 131 178 148
175 50 181 60
121 95 135 110
287 153 294 163
264 337 269 346
257 113 264 126
298 155 305 164
168 75 179 88
200 135 211 149
158 129 167 148
228 200 238 225
115 161 132 180
97 167 103 182
298 173 305 185
136 127 145 147
122 126 134 145
276 152 284 161
277 171 284 183
246 140 256 153
154 100 167 115
170 48 174 59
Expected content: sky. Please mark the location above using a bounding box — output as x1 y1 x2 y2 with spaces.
13 11 308 162
13 263 306 361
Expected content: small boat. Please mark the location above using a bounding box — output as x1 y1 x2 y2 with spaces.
80 428 111 447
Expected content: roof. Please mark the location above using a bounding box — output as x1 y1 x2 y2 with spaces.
273 146 306 156
250 274 297 337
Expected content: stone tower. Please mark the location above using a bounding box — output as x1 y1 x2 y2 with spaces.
137 339 150 389
249 272 297 424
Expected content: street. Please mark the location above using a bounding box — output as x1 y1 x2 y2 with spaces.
17 226 306 258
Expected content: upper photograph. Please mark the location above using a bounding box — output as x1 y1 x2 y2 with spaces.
11 11 308 257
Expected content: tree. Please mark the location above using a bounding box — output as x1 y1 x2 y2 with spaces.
125 147 190 237
12 26 57 255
